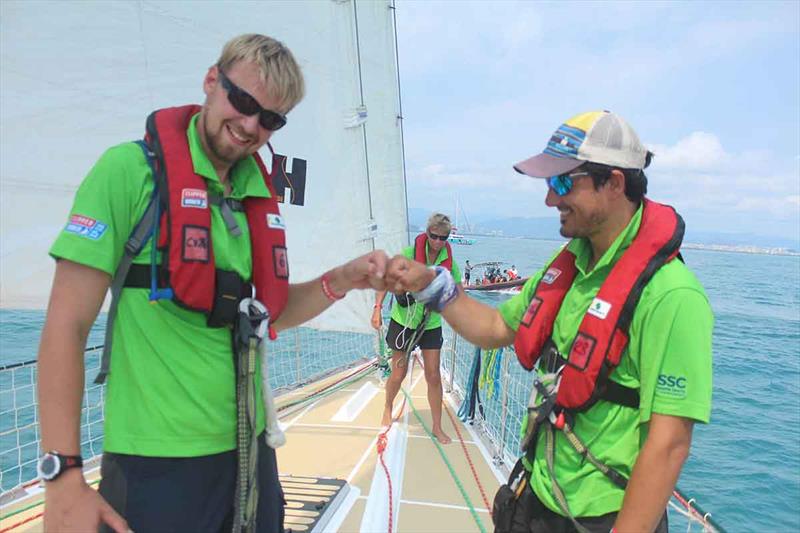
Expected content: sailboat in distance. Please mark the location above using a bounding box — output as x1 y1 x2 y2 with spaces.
449 194 476 245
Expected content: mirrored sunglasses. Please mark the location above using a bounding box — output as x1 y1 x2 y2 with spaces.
546 171 590 196
428 232 449 241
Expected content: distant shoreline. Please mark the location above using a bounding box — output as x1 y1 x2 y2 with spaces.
443 231 800 257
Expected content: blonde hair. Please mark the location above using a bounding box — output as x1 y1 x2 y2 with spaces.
426 213 452 234
217 34 305 114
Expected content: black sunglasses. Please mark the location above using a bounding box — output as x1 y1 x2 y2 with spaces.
217 68 287 131
428 232 449 241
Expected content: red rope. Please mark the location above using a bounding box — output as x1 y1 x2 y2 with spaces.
414 353 491 513
444 401 492 513
1 511 43 532
376 430 393 533
672 489 710 525
373 355 417 533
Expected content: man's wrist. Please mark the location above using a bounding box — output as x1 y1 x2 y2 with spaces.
322 268 348 300
43 467 85 491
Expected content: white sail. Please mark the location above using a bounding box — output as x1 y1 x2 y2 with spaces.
0 0 407 334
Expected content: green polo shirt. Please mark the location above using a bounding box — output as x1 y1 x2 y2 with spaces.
50 113 272 456
389 243 461 330
498 204 713 517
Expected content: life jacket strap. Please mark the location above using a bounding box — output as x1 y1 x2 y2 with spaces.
208 194 244 237
94 141 160 385
122 264 250 329
232 297 269 532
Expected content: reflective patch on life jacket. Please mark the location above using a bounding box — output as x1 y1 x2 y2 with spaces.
182 225 210 262
520 296 543 328
567 332 596 370
181 188 208 209
272 245 289 279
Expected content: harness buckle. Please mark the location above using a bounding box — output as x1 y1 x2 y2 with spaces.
237 298 269 341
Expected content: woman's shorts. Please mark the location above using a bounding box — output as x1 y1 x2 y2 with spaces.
385 318 443 352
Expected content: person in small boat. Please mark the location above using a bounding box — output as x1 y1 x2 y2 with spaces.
37 34 390 533
384 111 713 533
509 265 519 280
371 213 462 444
464 259 473 285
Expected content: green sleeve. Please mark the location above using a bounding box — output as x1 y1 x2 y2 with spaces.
497 272 542 332
634 288 714 424
49 142 152 275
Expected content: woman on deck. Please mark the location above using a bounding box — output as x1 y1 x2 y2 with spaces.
371 213 462 443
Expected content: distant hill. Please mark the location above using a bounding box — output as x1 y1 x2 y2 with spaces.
408 207 799 251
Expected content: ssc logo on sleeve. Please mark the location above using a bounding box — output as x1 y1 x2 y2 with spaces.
65 214 107 240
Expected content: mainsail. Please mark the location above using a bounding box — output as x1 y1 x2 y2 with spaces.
0 0 408 333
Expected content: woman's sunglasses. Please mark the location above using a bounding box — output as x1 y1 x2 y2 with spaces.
546 171 590 196
428 232 450 241
218 68 287 131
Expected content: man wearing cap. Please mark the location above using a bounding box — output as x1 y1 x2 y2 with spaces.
384 111 713 532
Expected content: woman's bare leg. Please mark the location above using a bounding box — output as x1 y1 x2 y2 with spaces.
421 348 451 444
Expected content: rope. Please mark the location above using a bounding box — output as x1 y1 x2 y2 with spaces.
276 359 376 417
374 353 417 533
400 386 487 533
443 401 492 513
0 344 104 371
375 430 393 533
458 346 483 422
0 478 101 530
672 488 725 532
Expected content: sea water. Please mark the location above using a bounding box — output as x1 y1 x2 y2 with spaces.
1 235 799 530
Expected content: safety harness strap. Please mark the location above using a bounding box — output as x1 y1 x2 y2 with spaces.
232 298 269 532
544 425 591 533
95 141 159 384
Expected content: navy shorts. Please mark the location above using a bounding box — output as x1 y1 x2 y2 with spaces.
99 432 285 533
385 318 443 352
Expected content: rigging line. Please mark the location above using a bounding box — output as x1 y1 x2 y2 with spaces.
0 344 104 372
137 0 155 109
351 0 375 251
0 180 77 193
390 0 411 248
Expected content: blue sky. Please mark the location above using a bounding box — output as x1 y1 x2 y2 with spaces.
395 1 800 246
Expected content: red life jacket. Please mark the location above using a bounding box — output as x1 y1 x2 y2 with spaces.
513 200 683 411
147 105 289 322
413 232 453 270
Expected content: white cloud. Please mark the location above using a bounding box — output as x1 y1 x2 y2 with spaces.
412 164 487 189
648 132 726 171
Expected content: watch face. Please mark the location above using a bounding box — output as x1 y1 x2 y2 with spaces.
38 453 60 480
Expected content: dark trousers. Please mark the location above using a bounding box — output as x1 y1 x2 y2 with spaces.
99 432 285 533
495 482 668 533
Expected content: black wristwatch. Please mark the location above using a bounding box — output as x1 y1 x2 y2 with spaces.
37 451 83 482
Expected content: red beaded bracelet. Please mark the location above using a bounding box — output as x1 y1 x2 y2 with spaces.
321 272 345 301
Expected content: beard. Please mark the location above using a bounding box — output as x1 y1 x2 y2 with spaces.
559 208 607 239
200 113 253 169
